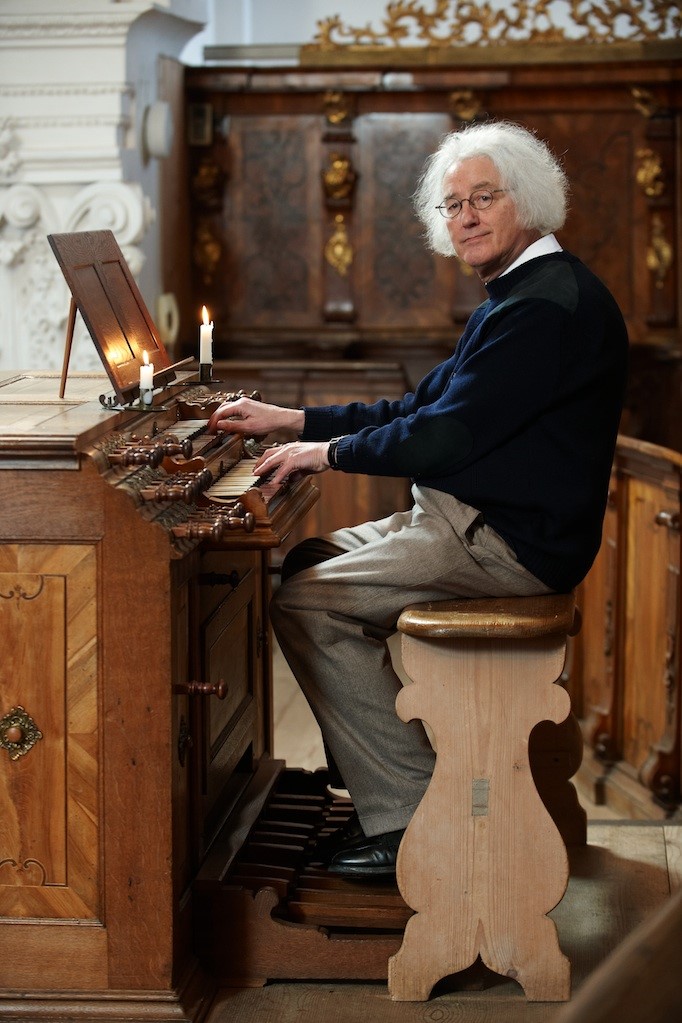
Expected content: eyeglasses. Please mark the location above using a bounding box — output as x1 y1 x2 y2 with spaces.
436 188 507 219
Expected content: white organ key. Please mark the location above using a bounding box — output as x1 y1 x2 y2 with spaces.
206 460 266 500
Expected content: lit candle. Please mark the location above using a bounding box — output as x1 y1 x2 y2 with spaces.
199 306 213 365
139 351 154 404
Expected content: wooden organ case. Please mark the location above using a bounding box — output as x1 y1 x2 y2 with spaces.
0 233 324 1019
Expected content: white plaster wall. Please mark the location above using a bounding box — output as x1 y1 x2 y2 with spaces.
0 0 207 372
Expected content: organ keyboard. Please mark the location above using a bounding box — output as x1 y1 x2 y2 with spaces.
80 383 318 550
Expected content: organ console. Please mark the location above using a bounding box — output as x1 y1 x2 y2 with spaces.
0 364 325 1018
0 232 406 1022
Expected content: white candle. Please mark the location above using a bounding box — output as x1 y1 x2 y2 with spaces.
199 305 213 364
140 352 154 403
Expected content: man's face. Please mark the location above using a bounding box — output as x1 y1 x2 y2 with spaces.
441 155 539 283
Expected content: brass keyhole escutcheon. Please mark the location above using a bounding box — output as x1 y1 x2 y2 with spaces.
0 707 43 760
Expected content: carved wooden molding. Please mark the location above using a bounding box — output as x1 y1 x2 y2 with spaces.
306 0 681 52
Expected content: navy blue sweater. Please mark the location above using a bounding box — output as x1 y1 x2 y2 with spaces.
301 251 628 591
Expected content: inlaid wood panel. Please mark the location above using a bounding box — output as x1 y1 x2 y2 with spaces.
205 116 324 330
0 544 99 920
354 113 458 330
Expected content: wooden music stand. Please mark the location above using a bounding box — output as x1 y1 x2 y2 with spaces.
48 230 181 404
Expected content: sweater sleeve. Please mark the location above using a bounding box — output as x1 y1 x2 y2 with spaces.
303 297 566 479
299 351 462 440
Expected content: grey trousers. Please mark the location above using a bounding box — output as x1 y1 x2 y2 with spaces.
270 485 551 837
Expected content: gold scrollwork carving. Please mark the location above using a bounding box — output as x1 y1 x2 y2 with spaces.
646 213 673 289
308 0 680 50
192 159 224 209
323 90 352 125
324 214 353 277
193 218 222 286
0 706 43 760
631 86 660 119
636 148 666 198
322 152 358 202
448 89 481 122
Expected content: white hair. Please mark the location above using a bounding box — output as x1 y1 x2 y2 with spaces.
414 120 569 256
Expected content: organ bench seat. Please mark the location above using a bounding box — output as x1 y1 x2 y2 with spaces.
389 592 584 1002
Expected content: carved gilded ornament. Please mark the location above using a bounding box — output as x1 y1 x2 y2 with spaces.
631 86 660 118
307 0 681 50
325 214 354 276
192 159 225 209
646 212 673 289
448 89 481 122
322 153 358 201
636 148 665 198
194 219 222 285
323 90 353 124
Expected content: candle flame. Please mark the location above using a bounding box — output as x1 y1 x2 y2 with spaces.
143 351 150 366
201 305 210 325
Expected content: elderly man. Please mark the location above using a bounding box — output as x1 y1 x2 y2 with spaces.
207 120 628 878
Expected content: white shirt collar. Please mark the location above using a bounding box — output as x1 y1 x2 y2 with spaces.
499 234 563 278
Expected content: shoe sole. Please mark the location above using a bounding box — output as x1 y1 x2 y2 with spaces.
327 864 396 878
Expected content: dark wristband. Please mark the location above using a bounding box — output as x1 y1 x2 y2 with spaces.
327 437 342 470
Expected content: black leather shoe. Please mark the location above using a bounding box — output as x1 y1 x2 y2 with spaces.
327 828 405 878
308 811 364 865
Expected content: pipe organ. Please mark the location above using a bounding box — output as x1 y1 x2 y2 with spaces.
0 369 321 1019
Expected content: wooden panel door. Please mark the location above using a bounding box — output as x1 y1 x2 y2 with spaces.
0 544 106 988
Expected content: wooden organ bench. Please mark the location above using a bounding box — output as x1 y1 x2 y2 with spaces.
388 592 584 1002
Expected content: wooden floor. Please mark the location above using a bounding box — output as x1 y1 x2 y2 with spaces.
200 642 682 1023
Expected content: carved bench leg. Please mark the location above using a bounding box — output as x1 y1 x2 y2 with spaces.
388 633 572 1002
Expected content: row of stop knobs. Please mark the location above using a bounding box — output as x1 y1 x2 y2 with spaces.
108 433 194 467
